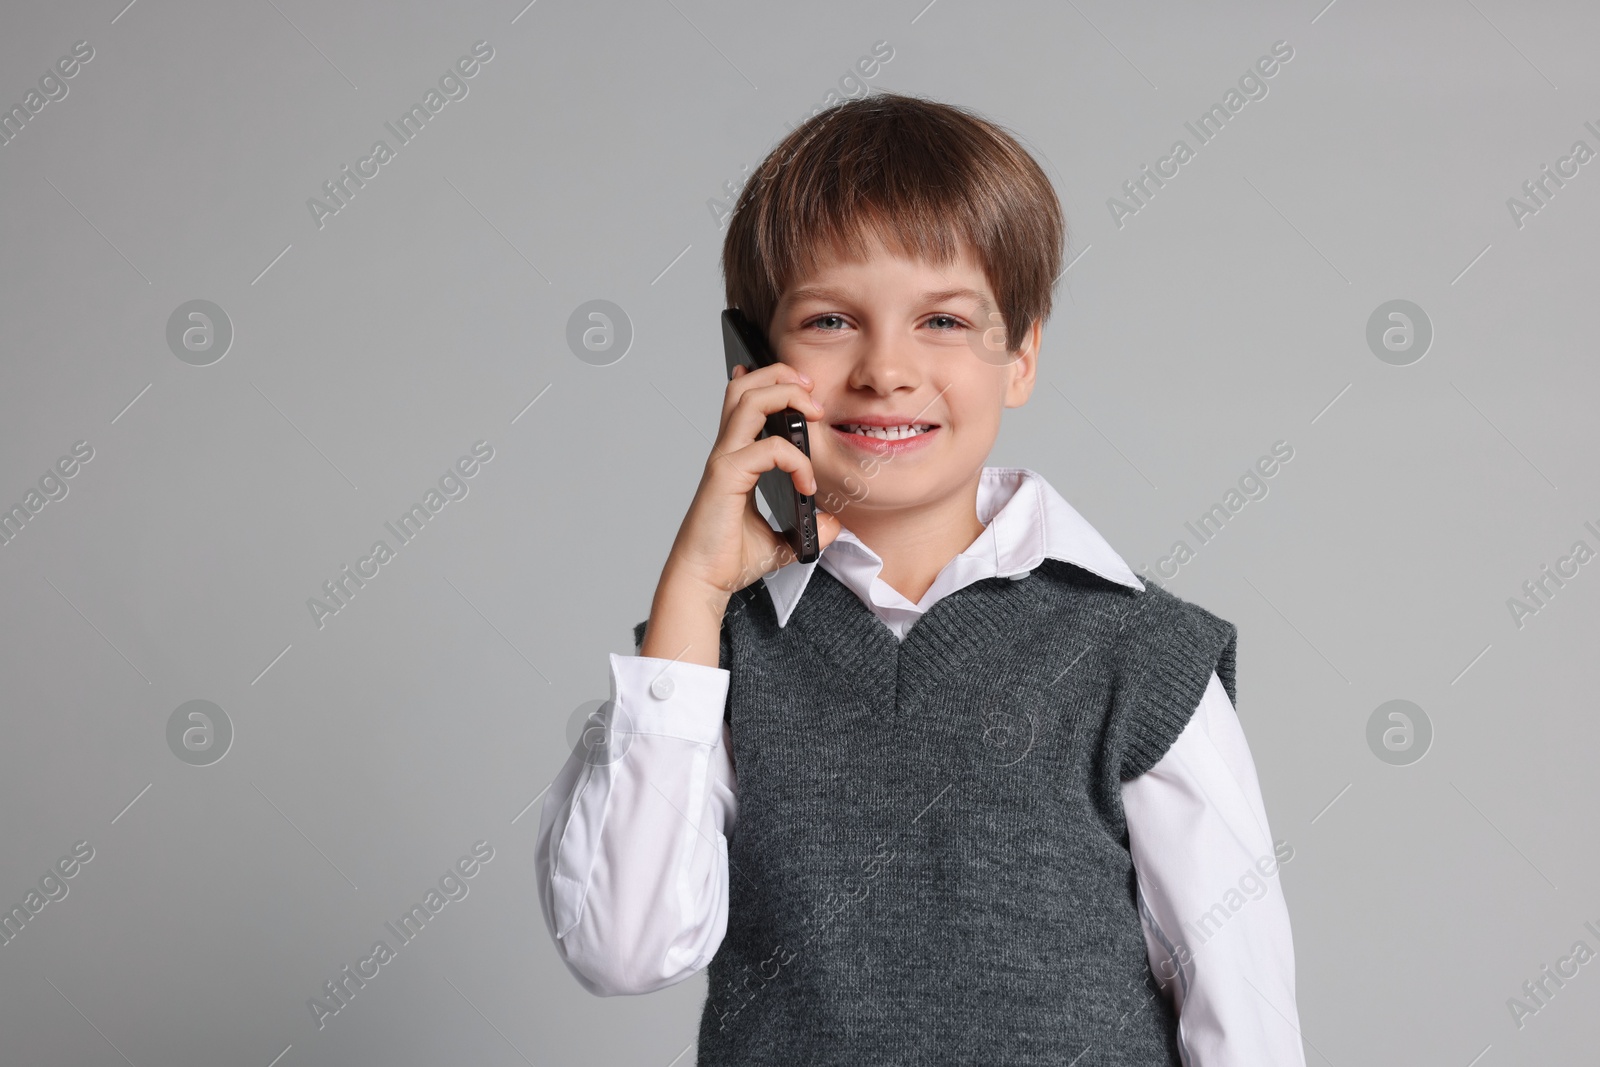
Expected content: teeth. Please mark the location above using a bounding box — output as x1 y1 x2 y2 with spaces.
842 424 932 440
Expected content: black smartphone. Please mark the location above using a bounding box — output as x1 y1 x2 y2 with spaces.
721 308 821 565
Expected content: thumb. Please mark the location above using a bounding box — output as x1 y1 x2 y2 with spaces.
813 507 845 552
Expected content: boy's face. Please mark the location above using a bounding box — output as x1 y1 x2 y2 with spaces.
766 231 1041 522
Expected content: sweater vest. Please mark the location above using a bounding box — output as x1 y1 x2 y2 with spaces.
635 558 1238 1066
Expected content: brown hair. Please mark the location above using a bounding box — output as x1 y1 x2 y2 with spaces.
721 91 1066 356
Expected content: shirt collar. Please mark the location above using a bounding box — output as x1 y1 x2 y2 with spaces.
758 465 1145 627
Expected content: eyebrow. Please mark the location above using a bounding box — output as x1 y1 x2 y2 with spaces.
785 285 994 313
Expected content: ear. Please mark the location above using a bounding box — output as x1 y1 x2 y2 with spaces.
1003 318 1042 408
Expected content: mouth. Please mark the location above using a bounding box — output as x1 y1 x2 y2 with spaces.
830 422 938 442
829 420 941 455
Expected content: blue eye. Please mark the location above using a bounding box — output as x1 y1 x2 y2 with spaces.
803 313 968 331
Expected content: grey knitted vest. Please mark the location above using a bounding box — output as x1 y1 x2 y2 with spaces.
635 558 1237 1066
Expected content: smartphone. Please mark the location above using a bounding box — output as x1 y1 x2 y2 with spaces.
721 308 820 565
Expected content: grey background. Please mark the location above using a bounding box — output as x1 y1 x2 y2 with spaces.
1 0 1596 1063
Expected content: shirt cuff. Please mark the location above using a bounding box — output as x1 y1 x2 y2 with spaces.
609 653 730 748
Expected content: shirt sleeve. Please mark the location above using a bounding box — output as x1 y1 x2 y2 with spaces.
1121 670 1308 1066
534 651 738 996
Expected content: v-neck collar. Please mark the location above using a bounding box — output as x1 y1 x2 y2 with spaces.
760 466 1144 631
784 561 1054 716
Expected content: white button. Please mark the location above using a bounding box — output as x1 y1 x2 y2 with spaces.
1009 570 1031 581
650 676 675 700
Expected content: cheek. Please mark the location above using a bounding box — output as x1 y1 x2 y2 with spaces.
939 374 992 414
945 387 1006 438
808 384 849 422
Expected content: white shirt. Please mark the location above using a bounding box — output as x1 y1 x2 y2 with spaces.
536 466 1306 1066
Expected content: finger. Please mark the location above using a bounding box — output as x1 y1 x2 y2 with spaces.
716 434 814 496
756 434 814 491
718 382 825 451
723 361 811 418
741 491 802 574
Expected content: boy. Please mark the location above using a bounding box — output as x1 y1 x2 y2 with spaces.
537 92 1305 1065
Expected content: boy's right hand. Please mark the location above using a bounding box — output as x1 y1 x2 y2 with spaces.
661 361 842 607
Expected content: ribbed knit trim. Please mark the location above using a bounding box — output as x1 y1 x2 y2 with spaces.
788 565 1051 717
1116 583 1239 780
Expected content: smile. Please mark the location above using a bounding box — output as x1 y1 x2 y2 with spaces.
829 423 941 453
832 423 935 440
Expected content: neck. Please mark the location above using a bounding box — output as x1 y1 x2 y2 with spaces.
836 471 986 604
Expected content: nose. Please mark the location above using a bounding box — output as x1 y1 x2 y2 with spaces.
846 330 920 396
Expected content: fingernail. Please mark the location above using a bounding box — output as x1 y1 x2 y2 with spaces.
798 372 812 384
